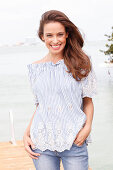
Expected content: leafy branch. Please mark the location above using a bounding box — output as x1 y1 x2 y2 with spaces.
100 27 113 63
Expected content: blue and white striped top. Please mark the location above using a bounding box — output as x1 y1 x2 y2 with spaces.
27 58 97 152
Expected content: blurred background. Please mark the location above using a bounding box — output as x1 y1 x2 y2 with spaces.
0 0 113 169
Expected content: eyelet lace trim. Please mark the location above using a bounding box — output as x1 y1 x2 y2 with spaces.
81 63 97 98
30 114 87 152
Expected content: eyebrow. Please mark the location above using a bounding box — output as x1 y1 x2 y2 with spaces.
45 32 65 35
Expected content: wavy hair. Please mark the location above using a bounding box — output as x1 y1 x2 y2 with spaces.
38 10 91 81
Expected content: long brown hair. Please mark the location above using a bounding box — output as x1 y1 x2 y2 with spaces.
38 10 91 81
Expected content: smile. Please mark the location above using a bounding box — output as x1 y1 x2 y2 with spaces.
50 44 61 50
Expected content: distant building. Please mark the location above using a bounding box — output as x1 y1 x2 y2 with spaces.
24 37 40 45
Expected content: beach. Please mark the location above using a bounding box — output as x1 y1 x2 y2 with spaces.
0 41 113 170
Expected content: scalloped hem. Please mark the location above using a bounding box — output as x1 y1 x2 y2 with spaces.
31 114 87 152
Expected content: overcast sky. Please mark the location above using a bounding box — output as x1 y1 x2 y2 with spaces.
0 0 113 45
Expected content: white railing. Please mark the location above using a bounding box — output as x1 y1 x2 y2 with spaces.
9 110 17 145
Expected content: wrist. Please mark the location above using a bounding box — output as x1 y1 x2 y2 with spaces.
84 123 92 131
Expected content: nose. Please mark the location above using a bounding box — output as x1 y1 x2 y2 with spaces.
52 36 58 44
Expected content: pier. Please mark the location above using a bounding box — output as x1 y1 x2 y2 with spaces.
0 140 92 170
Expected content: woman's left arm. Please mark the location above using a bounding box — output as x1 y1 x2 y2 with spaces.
74 97 94 146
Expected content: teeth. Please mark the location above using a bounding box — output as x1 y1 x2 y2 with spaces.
51 45 61 47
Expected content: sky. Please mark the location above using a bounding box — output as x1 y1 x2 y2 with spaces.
0 0 113 45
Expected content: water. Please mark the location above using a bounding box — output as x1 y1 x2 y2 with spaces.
0 41 113 170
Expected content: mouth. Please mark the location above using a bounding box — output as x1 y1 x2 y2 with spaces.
50 44 61 50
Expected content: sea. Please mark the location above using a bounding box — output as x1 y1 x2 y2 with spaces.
0 41 113 170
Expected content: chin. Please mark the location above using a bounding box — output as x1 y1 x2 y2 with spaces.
50 50 63 55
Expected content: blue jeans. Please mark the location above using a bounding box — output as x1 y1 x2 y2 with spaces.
31 141 88 170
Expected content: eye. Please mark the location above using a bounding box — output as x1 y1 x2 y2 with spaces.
47 34 52 37
58 33 64 36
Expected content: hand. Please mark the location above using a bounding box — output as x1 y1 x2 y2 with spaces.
23 132 40 159
74 125 91 146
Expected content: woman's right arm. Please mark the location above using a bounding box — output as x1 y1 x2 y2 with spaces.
23 104 40 159
24 104 38 136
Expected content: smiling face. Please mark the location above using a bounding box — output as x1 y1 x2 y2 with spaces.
41 22 68 57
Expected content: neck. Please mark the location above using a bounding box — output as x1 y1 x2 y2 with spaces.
47 52 64 62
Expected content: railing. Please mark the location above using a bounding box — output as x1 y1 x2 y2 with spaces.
9 110 17 145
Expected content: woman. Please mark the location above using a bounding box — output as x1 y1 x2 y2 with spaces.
23 10 97 170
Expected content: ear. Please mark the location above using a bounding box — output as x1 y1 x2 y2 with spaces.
41 35 45 41
66 32 69 38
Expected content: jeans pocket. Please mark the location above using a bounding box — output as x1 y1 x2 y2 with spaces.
30 145 43 153
73 140 86 148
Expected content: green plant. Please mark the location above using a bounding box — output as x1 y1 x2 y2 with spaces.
100 27 113 63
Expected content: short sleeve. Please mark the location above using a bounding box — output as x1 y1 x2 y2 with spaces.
81 57 97 98
27 64 39 106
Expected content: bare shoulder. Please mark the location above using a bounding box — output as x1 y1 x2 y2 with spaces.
32 57 46 64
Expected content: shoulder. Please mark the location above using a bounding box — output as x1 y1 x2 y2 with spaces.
27 57 47 76
32 57 46 64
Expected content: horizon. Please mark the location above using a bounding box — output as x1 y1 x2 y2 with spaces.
0 0 113 45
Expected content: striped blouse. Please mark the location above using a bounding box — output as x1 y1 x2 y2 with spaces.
27 58 97 152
